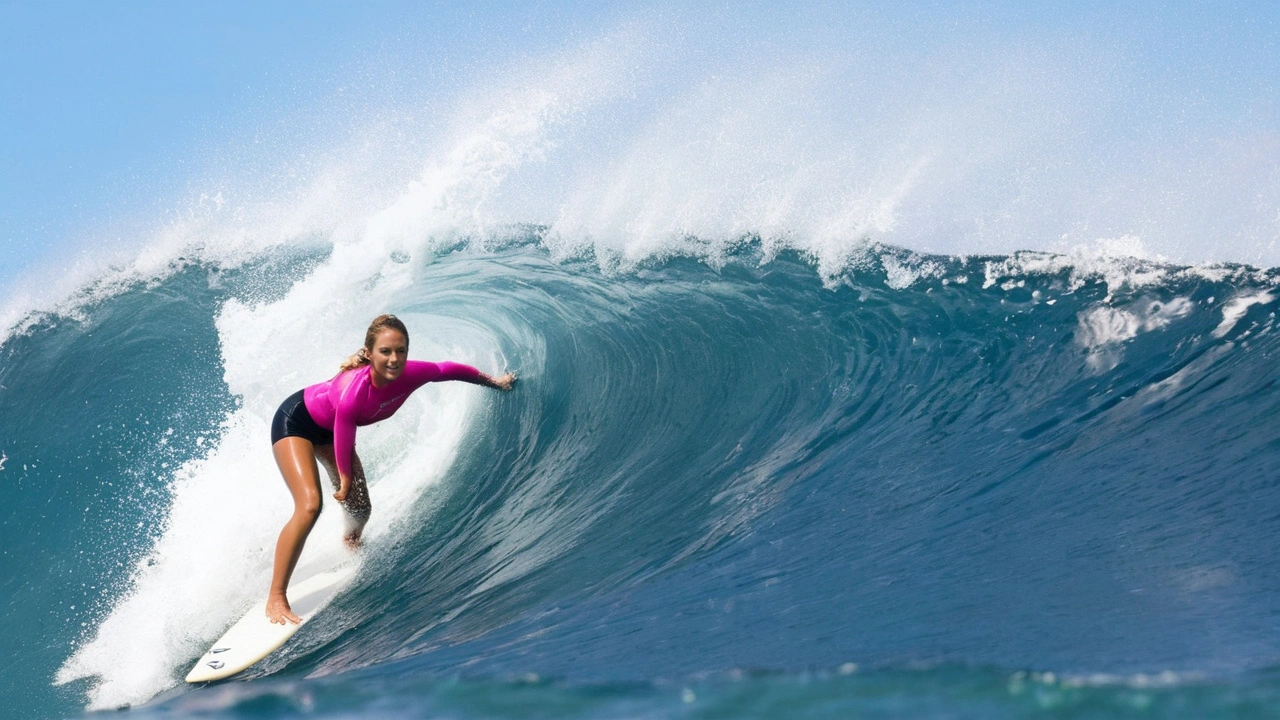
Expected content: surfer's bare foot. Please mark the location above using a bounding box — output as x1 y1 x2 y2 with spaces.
266 593 302 625
343 532 363 551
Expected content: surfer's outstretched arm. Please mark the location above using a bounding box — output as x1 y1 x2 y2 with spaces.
398 360 517 392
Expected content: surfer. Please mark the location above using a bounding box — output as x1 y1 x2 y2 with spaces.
266 313 515 624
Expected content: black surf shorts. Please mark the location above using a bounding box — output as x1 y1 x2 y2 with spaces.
270 389 334 446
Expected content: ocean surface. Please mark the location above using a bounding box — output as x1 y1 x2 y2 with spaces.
2 233 1279 719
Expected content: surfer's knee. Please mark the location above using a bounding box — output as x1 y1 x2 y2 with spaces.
295 491 323 521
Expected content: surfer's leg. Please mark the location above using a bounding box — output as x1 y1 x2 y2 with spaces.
267 436 324 624
315 445 370 549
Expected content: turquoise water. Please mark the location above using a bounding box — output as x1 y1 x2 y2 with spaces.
3 236 1279 718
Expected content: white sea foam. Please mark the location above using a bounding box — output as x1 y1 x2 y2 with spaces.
881 251 947 290
1213 291 1275 338
980 237 1170 295
1008 668 1204 692
1076 296 1194 372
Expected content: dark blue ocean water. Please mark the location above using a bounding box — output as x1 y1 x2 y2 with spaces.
3 239 1280 718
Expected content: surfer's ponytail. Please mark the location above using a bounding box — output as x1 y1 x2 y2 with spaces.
339 314 410 371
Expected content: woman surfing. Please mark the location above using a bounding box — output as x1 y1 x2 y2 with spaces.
266 314 515 624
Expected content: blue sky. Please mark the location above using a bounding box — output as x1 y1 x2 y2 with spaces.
2 2 1278 292
0 1 615 287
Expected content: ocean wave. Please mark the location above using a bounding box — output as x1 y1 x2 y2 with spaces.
4 240 1270 714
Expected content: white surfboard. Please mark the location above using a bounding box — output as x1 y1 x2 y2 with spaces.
185 564 357 683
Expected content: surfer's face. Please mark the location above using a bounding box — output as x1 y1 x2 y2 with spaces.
368 328 408 386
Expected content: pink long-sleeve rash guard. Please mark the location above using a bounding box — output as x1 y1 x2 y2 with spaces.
303 360 481 479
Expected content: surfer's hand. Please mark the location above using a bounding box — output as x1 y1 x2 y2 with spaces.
493 372 516 391
334 475 351 503
266 593 302 625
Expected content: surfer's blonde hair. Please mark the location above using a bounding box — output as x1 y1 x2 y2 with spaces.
339 314 410 371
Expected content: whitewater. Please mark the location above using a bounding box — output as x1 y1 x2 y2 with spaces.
3 10 1280 719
